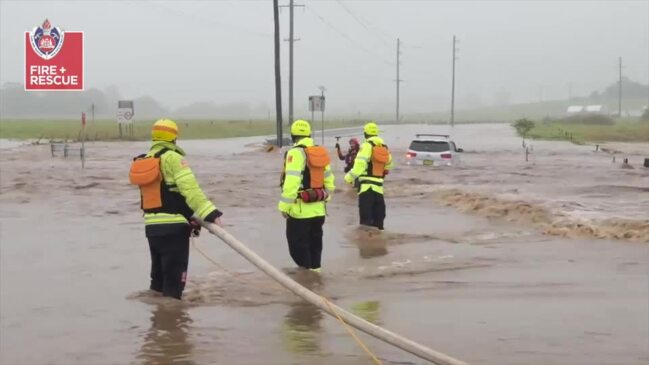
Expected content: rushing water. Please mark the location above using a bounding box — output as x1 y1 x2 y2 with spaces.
1 124 647 365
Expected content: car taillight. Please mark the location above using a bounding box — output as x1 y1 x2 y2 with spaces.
441 153 452 159
406 152 417 158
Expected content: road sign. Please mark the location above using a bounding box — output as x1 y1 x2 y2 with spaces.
309 95 325 112
117 100 134 124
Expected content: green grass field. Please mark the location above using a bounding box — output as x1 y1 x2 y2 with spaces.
527 120 649 143
0 119 366 141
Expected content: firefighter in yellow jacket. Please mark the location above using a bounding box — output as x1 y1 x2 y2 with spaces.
278 120 335 272
344 122 393 230
129 119 223 299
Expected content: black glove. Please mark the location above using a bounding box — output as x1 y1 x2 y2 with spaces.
189 220 201 237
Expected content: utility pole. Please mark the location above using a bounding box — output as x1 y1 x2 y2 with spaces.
280 0 303 129
450 35 458 127
396 38 402 123
618 56 623 117
273 0 283 146
319 86 326 145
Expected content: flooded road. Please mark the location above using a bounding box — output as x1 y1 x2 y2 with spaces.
1 124 647 364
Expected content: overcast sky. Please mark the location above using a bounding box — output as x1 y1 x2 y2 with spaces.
1 0 648 115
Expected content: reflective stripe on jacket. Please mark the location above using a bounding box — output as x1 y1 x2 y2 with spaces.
143 141 218 233
344 136 393 195
278 137 335 219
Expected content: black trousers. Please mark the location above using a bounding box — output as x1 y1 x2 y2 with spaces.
286 216 325 270
359 188 386 230
147 231 190 299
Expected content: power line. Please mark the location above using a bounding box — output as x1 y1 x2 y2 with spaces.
141 1 271 39
335 0 370 31
307 5 393 66
334 0 393 46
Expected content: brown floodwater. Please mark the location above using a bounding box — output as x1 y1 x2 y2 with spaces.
0 124 647 365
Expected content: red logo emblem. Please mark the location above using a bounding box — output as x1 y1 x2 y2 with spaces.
25 19 83 91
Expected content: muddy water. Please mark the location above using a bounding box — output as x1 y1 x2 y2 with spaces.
1 124 647 365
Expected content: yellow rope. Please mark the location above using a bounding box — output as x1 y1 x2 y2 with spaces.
323 296 384 365
191 237 382 365
191 237 284 291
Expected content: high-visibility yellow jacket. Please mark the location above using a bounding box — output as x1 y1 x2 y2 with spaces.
143 141 221 236
278 137 335 219
344 136 393 195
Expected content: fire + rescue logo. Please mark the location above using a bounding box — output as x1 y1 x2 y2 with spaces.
29 19 64 60
25 19 83 91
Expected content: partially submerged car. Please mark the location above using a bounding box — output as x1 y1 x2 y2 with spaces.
405 134 463 166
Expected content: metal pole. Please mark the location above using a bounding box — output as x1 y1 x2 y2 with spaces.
396 38 400 123
273 0 283 147
81 131 85 168
81 111 86 168
320 88 325 145
321 110 324 145
451 35 456 128
618 56 622 117
288 0 294 128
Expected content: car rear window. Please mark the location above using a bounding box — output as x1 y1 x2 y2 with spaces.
409 140 450 152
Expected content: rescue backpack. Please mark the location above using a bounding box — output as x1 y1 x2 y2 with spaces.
129 149 167 210
367 141 390 178
129 148 194 219
280 145 331 203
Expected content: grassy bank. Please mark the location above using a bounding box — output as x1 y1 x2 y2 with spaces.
0 119 365 141
527 120 649 143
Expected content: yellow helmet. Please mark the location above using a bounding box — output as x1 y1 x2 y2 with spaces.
151 118 179 142
363 122 380 136
290 119 311 137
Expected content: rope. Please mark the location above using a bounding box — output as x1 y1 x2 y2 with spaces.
191 236 284 291
191 236 383 365
323 296 383 365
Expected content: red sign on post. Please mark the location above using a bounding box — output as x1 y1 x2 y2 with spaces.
25 19 83 91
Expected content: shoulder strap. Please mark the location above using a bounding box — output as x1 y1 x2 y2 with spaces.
153 147 171 158
367 140 376 147
132 153 147 161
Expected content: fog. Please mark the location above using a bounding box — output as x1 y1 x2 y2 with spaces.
1 0 648 117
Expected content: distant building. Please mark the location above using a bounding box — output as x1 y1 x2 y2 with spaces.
566 105 584 114
565 105 608 116
584 105 608 115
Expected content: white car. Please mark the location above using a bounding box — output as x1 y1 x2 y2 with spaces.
405 134 463 166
